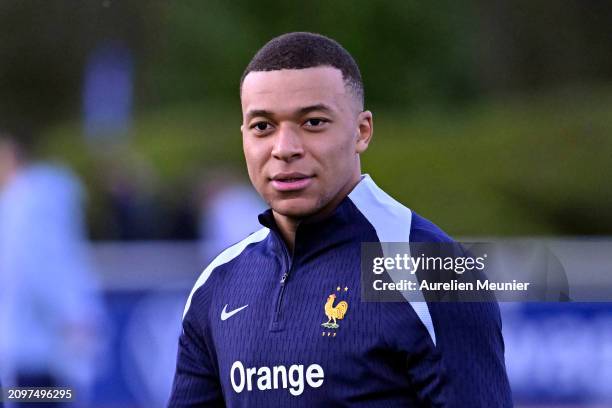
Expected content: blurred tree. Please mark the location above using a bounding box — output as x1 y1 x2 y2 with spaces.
473 0 612 94
2 1 611 237
144 0 479 108
0 0 158 130
2 1 611 122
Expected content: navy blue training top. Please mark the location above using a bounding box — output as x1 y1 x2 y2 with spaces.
168 175 512 407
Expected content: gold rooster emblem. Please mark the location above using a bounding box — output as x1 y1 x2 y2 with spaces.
321 293 348 329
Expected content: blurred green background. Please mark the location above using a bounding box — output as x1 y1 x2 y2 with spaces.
1 0 611 239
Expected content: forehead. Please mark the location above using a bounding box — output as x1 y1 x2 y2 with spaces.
241 66 352 116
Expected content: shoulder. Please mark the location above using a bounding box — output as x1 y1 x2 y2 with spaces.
409 211 453 243
348 175 453 243
182 227 270 319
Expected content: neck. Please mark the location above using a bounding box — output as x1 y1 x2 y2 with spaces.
271 172 362 253
271 213 300 253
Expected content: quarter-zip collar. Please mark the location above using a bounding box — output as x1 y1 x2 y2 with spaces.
258 176 375 332
257 177 371 265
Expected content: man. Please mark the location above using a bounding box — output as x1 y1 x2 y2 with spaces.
169 32 512 407
0 131 106 407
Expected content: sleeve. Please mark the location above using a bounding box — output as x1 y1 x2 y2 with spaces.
409 217 513 407
429 301 513 407
168 289 225 408
381 301 450 407
402 323 449 406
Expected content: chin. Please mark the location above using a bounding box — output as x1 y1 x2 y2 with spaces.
271 197 321 219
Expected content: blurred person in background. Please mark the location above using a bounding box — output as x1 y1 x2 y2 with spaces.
96 148 163 240
197 168 267 262
0 129 107 407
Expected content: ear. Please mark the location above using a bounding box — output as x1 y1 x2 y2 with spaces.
240 124 244 133
355 110 373 154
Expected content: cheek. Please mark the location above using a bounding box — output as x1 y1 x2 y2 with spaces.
243 140 268 180
324 136 355 170
316 136 357 190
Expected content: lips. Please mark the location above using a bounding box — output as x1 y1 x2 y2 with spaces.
270 172 314 192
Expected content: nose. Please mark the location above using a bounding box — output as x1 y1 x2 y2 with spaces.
271 123 304 162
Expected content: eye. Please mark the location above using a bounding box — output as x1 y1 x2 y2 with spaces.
250 121 273 134
303 118 329 128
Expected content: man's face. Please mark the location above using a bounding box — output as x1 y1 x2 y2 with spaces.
241 66 372 220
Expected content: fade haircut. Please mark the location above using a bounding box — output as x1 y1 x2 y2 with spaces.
240 32 364 109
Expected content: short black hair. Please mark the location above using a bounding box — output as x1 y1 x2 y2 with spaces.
241 32 364 108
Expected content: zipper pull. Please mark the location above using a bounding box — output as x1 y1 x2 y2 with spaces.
280 273 288 285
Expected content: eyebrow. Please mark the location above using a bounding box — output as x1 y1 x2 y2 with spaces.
245 104 334 122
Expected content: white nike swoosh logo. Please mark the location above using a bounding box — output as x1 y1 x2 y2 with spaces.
221 304 249 321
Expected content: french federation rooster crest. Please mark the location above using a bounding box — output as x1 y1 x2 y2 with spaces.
321 292 349 329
